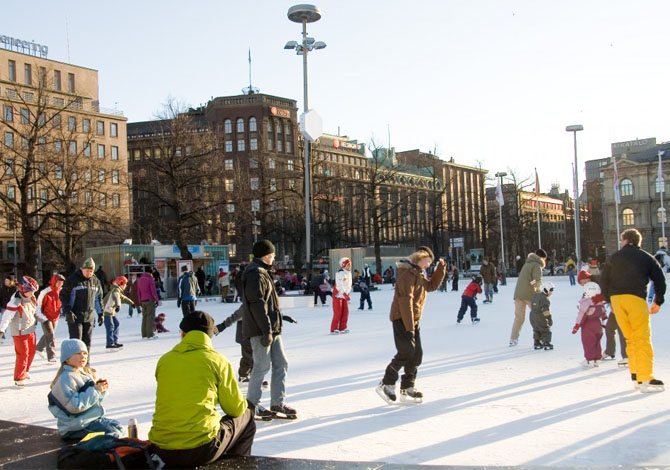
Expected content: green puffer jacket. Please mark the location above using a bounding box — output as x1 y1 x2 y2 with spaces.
513 253 545 301
149 330 247 450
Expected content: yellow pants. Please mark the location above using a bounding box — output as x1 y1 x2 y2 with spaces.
610 294 655 382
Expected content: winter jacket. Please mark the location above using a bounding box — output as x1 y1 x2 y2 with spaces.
149 330 247 450
178 272 200 302
390 259 446 332
48 365 105 436
36 274 63 322
95 268 108 293
601 244 666 305
218 272 229 288
216 305 246 344
462 281 482 298
0 284 16 310
480 263 496 284
513 253 545 301
0 292 43 336
60 269 103 323
136 273 159 303
125 280 140 306
654 250 670 273
333 269 352 299
575 297 607 327
241 258 282 339
102 284 134 316
530 292 552 318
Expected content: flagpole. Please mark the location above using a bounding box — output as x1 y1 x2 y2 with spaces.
613 156 621 249
659 151 666 247
535 168 541 248
494 173 507 274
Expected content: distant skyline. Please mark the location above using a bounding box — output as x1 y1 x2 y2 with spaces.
3 0 669 193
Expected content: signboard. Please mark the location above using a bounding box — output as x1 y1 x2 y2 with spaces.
0 34 48 57
270 106 291 118
451 237 464 248
218 260 229 273
611 138 656 157
154 259 167 284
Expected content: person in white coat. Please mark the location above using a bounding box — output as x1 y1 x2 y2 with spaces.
330 258 353 334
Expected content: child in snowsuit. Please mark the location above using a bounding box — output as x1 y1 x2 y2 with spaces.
530 282 555 350
331 257 352 334
573 281 608 367
154 313 170 333
358 278 372 310
48 339 123 441
101 276 134 349
0 276 42 386
457 275 482 324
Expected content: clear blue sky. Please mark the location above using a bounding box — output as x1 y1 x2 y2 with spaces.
4 1 669 192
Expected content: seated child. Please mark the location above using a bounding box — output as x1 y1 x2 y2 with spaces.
530 282 555 350
573 282 607 367
48 339 123 441
101 276 134 349
154 313 170 333
457 275 482 324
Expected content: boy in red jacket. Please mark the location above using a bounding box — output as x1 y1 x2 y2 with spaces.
457 275 482 324
36 274 65 363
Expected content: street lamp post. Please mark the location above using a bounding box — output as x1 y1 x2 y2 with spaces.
566 125 584 264
285 4 326 274
494 172 507 278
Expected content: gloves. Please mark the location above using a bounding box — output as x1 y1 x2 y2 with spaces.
65 312 76 323
98 316 103 326
214 323 226 335
261 332 273 347
344 293 350 302
283 315 298 324
651 302 661 314
176 299 181 308
572 323 580 334
592 294 606 304
547 315 553 327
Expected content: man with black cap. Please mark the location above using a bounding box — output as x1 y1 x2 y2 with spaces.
509 249 546 347
150 311 255 466
60 257 103 351
242 239 296 420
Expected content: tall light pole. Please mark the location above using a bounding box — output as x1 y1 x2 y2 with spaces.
566 125 584 264
285 4 326 273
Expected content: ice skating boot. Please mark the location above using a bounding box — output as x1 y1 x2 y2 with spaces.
376 382 397 404
534 342 543 350
400 387 423 403
638 379 665 393
618 358 629 367
254 404 273 421
582 360 599 368
471 317 480 324
271 403 298 419
543 343 554 350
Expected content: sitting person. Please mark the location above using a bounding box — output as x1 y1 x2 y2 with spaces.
154 313 169 333
48 339 123 441
149 311 256 467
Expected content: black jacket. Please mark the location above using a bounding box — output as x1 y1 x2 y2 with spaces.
601 244 666 305
241 258 282 338
0 285 16 310
60 269 103 323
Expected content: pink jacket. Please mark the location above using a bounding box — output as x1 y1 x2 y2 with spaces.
575 298 607 326
136 273 159 303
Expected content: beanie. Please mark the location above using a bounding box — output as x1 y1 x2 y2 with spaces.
179 311 216 338
417 246 435 260
577 270 592 284
535 249 547 259
252 239 276 258
61 339 88 364
82 257 95 270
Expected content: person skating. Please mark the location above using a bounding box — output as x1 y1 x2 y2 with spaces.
358 277 372 310
601 228 666 392
573 282 607 367
60 258 103 352
218 268 230 302
509 249 546 347
450 265 459 291
456 275 482 324
177 265 200 317
480 257 496 303
530 282 555 350
101 276 134 350
331 257 353 334
0 274 17 313
137 266 160 339
377 247 446 404
35 274 65 363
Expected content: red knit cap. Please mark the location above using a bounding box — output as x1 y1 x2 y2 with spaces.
577 270 592 284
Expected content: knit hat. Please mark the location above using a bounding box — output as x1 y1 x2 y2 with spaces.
252 239 276 258
417 246 435 260
535 249 547 259
61 339 87 364
81 257 95 270
577 270 592 284
179 311 216 337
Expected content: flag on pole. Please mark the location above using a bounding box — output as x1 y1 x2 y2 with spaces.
613 156 621 204
534 168 540 198
659 150 666 193
495 181 505 206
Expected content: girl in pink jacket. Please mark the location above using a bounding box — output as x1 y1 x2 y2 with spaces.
573 282 607 367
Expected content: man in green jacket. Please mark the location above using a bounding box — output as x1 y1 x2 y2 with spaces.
510 249 546 346
149 311 255 467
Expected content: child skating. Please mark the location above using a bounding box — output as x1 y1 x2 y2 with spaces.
573 281 607 367
358 277 372 310
456 275 482 324
100 276 134 350
530 282 555 350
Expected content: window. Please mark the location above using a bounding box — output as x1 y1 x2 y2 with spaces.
236 118 244 133
71 191 78 205
237 139 245 151
267 120 273 133
622 208 635 226
68 141 77 156
224 119 232 134
250 177 259 190
250 138 258 150
5 159 13 175
111 146 119 160
286 140 292 154
98 170 105 182
96 121 104 135
658 207 667 223
39 67 46 86
21 108 29 124
154 148 161 159
227 222 236 236
276 139 283 152
112 193 120 208
54 70 61 91
38 112 46 126
40 189 48 202
270 178 277 191
55 165 63 180
53 114 61 128
83 119 90 133
268 158 275 170
225 141 233 152
97 144 105 158
7 241 18 260
227 203 235 213
99 193 106 207
287 160 294 171
24 64 32 85
132 149 140 161
110 123 118 137
251 199 260 212
7 185 15 200
249 117 257 132
288 179 295 189
84 143 91 157
225 159 233 170
8 60 16 82
85 169 91 182
656 177 665 194
112 170 119 184
68 116 76 131
4 132 13 148
85 191 92 205
68 73 75 93
267 136 273 150
3 106 12 122
224 179 234 191
54 140 62 154
620 179 633 197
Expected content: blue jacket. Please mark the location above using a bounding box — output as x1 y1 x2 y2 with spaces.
47 365 105 436
60 270 103 323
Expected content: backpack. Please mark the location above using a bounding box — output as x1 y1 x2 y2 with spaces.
57 434 158 469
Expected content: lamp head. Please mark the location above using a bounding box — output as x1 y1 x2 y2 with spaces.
565 125 584 132
284 40 298 50
313 41 327 49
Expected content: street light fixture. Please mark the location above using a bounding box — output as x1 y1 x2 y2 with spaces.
566 124 584 264
285 4 326 273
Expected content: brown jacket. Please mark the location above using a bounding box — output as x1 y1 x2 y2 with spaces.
389 260 447 332
480 262 496 284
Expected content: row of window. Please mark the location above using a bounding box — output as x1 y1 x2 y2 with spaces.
5 185 121 207
621 207 667 226
226 200 262 213
5 60 76 93
2 107 118 137
617 178 667 197
221 117 293 136
3 132 120 159
222 158 295 171
3 159 121 184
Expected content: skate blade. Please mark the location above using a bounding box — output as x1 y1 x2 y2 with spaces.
617 361 629 368
271 412 298 420
375 387 396 405
254 415 273 422
639 385 665 393
399 396 423 404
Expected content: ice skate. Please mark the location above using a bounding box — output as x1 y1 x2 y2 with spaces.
582 360 599 368
376 382 396 404
14 380 26 387
638 379 664 393
271 403 298 419
254 404 273 421
36 350 46 360
330 330 340 335
471 317 480 324
543 343 553 350
534 342 543 350
399 387 423 403
340 329 350 334
618 358 629 367
509 339 518 347
601 355 616 361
